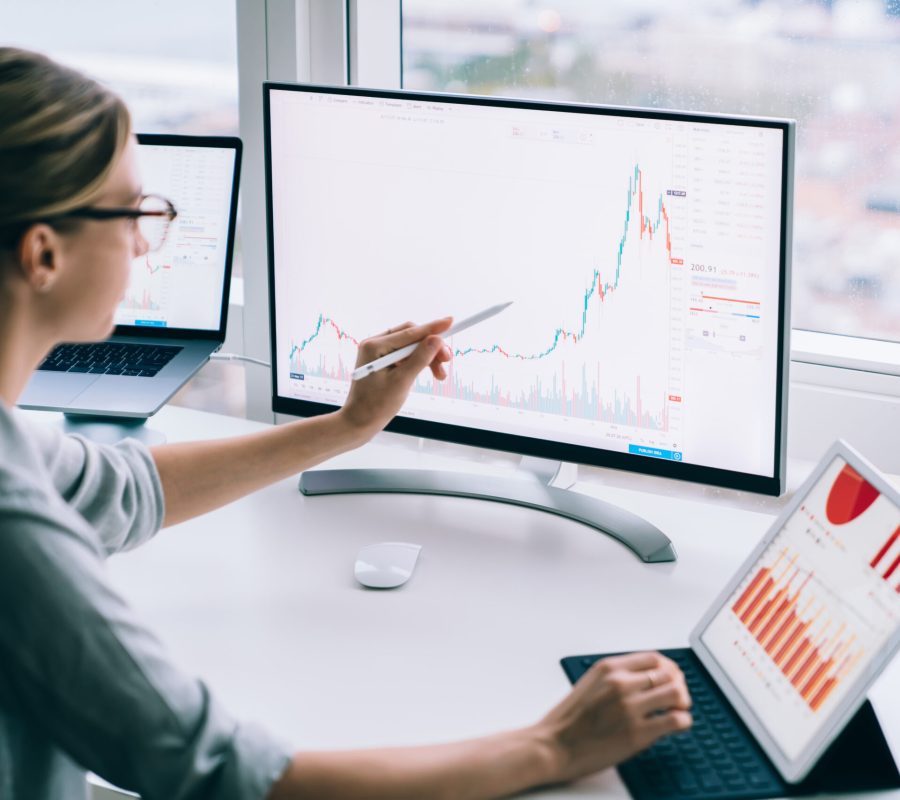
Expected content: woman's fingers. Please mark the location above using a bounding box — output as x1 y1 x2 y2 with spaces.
590 651 666 676
581 661 684 706
629 680 692 718
375 321 415 337
428 344 452 380
582 652 680 696
356 317 454 381
639 708 694 745
578 653 691 729
395 335 445 378
360 317 453 361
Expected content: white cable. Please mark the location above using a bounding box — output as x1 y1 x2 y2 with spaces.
210 352 271 368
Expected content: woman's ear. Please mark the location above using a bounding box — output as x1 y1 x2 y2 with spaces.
16 223 62 293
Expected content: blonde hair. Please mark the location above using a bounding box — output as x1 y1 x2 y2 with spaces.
0 47 131 250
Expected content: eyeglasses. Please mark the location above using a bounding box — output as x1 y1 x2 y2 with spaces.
51 194 178 252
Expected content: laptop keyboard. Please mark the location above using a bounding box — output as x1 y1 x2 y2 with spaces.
576 649 786 800
37 342 182 378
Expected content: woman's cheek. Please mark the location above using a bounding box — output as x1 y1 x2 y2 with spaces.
117 248 133 299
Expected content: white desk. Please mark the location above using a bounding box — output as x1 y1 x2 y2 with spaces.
34 406 900 798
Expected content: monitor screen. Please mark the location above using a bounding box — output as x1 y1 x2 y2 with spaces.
115 136 239 334
265 85 793 494
699 454 900 761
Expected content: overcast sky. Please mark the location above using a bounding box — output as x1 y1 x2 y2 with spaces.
1 0 237 63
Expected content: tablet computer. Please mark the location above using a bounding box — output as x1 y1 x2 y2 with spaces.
690 439 900 783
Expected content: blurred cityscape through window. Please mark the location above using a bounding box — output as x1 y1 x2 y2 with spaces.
1 0 238 135
403 0 900 342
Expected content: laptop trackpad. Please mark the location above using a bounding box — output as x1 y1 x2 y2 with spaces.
18 372 98 408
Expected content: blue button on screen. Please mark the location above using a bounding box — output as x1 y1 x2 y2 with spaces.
628 445 683 462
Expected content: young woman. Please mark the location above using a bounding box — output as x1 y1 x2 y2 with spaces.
0 48 691 800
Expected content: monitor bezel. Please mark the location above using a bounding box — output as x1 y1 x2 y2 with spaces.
114 133 243 342
264 82 794 496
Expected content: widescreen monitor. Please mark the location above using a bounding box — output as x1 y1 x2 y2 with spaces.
265 84 794 496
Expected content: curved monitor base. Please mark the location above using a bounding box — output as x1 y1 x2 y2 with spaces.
299 468 676 563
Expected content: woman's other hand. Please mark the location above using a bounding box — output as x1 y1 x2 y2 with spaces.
535 651 693 785
267 651 691 799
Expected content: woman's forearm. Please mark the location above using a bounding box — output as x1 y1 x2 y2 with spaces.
151 320 455 528
265 653 693 799
267 726 558 800
150 410 366 527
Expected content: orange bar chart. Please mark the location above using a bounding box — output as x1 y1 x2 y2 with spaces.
731 550 863 712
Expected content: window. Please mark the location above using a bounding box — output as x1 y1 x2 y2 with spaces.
2 0 246 418
1 0 238 135
1 0 241 273
402 0 900 344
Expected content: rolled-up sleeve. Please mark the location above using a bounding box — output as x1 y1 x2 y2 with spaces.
22 418 165 555
0 486 292 800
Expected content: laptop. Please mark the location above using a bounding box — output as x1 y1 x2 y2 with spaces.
18 133 242 419
562 440 900 799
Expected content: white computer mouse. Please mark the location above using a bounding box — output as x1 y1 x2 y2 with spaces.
354 542 422 589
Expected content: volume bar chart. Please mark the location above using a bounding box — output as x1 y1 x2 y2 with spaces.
731 549 864 712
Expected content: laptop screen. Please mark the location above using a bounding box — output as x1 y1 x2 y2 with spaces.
114 139 238 332
700 454 900 761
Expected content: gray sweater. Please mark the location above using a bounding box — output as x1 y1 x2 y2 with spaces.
0 402 291 799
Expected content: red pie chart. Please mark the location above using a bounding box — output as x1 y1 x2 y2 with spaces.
825 464 880 525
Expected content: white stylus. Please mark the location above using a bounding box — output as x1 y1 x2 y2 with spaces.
351 301 513 381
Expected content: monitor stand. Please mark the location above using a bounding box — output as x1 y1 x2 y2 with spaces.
299 455 676 563
60 414 167 446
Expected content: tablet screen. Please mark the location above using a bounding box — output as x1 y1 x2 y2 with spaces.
700 455 900 761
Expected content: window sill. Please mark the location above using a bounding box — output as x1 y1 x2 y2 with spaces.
791 329 900 378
